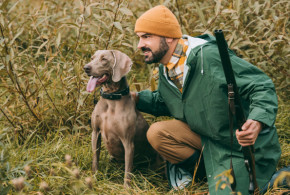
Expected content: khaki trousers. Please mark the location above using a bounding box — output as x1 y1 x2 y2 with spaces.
146 119 202 164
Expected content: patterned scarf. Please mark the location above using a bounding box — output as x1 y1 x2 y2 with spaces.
165 38 189 92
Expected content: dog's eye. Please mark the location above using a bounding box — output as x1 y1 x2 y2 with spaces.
101 57 107 61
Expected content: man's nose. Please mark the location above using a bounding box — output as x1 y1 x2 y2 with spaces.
137 39 145 49
84 65 91 73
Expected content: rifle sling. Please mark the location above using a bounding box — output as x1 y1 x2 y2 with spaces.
215 29 258 194
228 84 237 191
228 84 258 194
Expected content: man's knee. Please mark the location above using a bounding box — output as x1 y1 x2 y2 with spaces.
146 122 165 151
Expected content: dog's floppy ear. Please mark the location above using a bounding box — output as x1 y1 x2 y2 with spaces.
111 50 132 82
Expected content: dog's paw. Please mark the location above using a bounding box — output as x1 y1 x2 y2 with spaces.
123 179 131 188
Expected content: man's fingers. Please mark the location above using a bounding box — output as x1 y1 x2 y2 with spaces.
241 119 254 131
236 128 253 137
236 119 263 146
130 92 139 104
236 129 254 140
237 136 256 146
236 130 255 146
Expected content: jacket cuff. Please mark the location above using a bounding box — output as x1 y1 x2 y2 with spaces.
248 107 273 127
136 90 154 113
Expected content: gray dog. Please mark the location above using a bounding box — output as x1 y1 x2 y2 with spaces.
84 50 157 187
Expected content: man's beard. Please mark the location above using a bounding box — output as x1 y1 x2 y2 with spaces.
141 37 169 64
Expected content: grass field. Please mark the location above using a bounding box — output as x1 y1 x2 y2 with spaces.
0 0 289 194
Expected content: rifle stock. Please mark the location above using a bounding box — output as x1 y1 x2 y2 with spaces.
214 29 258 194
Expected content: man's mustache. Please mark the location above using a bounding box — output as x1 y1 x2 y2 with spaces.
141 47 152 52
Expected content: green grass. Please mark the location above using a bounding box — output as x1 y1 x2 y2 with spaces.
0 130 205 194
0 101 289 194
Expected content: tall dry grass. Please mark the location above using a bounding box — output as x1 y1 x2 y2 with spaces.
0 0 289 194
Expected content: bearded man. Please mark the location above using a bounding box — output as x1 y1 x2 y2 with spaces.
132 5 281 195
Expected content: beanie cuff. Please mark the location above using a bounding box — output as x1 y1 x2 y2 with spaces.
135 18 182 38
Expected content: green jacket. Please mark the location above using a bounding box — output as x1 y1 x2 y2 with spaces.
137 34 281 195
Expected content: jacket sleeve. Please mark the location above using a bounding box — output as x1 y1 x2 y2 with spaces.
136 90 172 117
230 53 278 128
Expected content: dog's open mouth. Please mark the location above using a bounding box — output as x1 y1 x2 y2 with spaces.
86 74 108 92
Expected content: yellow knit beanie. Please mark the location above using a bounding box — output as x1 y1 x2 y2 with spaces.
134 5 182 38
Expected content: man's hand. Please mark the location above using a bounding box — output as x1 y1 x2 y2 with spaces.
130 92 139 104
235 119 262 147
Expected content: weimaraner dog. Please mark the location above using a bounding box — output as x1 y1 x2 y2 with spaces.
84 50 157 187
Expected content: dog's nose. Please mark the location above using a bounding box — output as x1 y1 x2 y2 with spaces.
84 65 91 73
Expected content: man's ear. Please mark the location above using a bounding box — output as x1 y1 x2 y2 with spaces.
165 37 174 44
111 50 132 82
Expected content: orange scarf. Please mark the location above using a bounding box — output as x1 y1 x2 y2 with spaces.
165 38 189 92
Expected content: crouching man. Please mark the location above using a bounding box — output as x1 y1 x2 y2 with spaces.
132 5 281 195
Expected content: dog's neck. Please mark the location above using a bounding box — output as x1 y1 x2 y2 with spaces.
101 77 128 94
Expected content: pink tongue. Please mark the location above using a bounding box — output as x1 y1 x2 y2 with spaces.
86 76 99 92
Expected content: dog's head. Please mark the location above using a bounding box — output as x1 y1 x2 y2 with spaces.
84 50 132 92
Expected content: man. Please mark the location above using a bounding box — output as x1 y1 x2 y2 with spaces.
132 5 281 195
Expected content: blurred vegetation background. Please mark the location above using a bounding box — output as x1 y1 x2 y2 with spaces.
0 0 289 194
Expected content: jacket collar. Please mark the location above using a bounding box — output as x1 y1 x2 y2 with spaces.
182 35 208 57
162 35 208 89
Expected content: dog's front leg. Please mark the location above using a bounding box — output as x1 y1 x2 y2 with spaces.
92 130 101 172
123 140 134 187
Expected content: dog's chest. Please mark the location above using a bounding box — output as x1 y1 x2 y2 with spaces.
98 100 137 132
97 100 137 160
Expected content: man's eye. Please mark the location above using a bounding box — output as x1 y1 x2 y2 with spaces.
142 34 150 39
